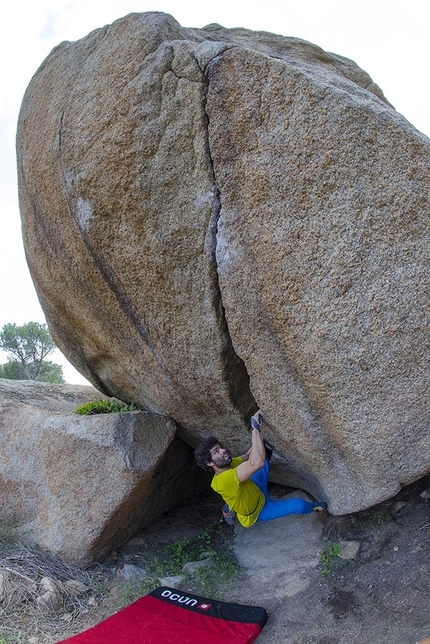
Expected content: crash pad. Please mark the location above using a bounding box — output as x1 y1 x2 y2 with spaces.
57 586 268 643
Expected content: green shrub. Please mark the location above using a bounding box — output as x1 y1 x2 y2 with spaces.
75 399 140 415
143 531 239 597
146 537 212 577
320 542 341 576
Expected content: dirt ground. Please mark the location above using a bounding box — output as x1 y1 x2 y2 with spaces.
245 474 430 644
2 474 429 644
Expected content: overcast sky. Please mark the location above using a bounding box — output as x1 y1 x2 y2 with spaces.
1 0 429 384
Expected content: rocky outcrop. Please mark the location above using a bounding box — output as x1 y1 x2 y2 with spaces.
16 12 429 513
205 35 430 510
0 380 209 564
16 13 256 456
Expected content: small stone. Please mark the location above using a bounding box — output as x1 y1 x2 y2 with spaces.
338 540 360 560
159 575 185 589
88 596 98 607
182 558 213 574
122 564 147 581
28 638 39 643
419 489 430 499
127 537 145 547
63 579 89 595
393 501 407 511
393 546 399 552
60 613 73 621
36 577 61 611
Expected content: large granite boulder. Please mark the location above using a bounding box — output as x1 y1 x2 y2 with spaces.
16 12 429 513
0 380 209 564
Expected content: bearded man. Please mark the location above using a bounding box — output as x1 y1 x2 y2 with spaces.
195 410 327 527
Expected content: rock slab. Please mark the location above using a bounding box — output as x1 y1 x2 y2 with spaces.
16 12 430 513
0 380 208 564
232 493 324 602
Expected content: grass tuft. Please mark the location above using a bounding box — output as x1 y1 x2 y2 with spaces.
319 542 341 577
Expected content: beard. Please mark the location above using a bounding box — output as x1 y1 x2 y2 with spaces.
214 452 232 468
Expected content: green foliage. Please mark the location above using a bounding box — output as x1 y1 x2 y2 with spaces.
144 532 214 577
0 361 22 379
111 534 220 611
103 528 240 613
0 359 65 383
0 322 58 381
320 542 341 576
160 539 191 574
38 360 65 384
143 530 239 597
375 513 392 525
75 399 140 415
197 531 213 551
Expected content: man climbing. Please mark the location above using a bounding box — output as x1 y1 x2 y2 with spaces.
194 410 327 527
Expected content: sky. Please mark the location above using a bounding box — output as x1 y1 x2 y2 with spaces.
1 0 429 384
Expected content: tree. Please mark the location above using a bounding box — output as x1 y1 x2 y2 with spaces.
0 360 24 380
37 360 65 383
0 322 63 382
0 359 65 384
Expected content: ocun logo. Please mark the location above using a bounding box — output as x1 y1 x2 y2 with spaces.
161 590 198 606
197 602 212 610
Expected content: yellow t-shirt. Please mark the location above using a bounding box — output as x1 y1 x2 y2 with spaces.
211 457 265 528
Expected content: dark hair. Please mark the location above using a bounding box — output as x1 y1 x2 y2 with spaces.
194 436 222 471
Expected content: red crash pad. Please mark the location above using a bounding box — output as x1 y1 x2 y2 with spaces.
57 586 268 643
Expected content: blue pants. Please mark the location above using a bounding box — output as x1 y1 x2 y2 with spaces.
251 460 313 522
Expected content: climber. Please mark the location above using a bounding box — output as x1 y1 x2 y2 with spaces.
194 410 327 527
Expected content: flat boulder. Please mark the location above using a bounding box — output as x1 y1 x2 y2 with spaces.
232 492 324 603
16 12 429 513
0 380 207 564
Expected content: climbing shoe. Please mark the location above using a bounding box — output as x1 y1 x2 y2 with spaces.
312 501 327 511
222 503 235 525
